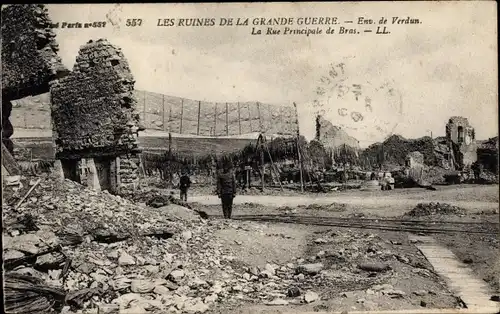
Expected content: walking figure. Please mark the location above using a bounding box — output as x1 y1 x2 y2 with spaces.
217 162 236 219
179 170 191 202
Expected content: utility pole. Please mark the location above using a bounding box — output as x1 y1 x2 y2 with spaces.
162 95 165 131
197 101 201 135
293 102 304 192
179 99 184 134
226 102 229 136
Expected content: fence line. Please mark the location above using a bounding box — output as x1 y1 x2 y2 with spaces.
13 100 298 136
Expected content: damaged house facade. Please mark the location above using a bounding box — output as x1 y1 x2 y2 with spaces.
445 116 477 168
50 39 143 193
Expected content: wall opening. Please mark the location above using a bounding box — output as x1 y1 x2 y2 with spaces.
457 126 464 143
94 157 113 192
61 159 80 183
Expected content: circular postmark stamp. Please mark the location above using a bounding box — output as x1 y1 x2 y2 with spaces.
311 57 404 143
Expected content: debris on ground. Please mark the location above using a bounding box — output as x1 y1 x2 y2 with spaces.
299 203 347 212
1 173 476 313
405 202 466 217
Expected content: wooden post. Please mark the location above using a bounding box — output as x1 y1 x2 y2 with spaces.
267 104 271 133
257 102 263 132
237 102 242 135
116 156 121 194
180 99 184 134
247 103 253 132
214 103 217 136
143 91 146 124
1 142 21 175
225 102 229 136
197 101 201 135
297 138 304 192
246 168 250 189
343 144 347 185
260 137 265 191
264 142 284 191
168 132 173 186
279 106 283 135
162 95 165 131
293 102 304 192
168 102 172 132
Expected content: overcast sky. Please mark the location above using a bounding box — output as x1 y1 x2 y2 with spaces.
45 2 497 147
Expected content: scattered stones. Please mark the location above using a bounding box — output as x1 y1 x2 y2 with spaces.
4 250 25 260
168 269 185 282
287 286 301 297
383 289 406 298
204 294 218 304
264 263 276 275
266 298 289 306
314 238 328 244
118 251 135 266
130 280 156 293
296 263 324 275
413 290 428 296
97 304 120 314
152 284 170 295
371 284 394 292
182 230 193 241
304 291 319 303
357 262 390 272
183 298 209 313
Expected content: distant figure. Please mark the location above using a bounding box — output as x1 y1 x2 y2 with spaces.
370 172 376 180
179 171 191 202
217 163 237 219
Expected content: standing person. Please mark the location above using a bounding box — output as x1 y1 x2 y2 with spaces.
217 162 236 219
179 170 191 202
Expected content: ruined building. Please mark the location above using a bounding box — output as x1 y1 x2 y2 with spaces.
1 4 68 154
445 116 477 168
315 115 360 150
405 151 424 168
50 39 143 193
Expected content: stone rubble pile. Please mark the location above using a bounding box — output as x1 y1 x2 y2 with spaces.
3 174 446 314
2 176 336 314
406 202 466 217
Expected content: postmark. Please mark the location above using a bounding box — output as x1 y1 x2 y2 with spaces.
312 57 404 143
105 4 122 30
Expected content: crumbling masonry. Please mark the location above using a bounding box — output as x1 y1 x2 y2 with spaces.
1 4 68 154
50 39 143 193
446 116 477 168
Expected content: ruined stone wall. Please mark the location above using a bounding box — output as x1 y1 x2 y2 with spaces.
446 117 477 168
315 115 360 150
459 142 478 167
1 4 67 97
119 157 140 191
50 39 141 159
1 4 67 154
406 151 424 167
446 116 474 145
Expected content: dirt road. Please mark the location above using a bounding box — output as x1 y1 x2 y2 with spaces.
190 190 499 214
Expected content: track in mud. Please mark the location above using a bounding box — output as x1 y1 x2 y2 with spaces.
213 214 499 235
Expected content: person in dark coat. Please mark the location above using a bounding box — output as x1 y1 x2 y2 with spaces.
179 170 191 202
217 162 236 219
